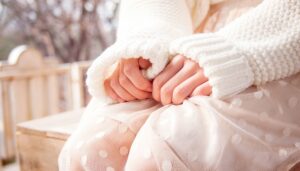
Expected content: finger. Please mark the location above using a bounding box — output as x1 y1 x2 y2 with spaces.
152 55 185 102
160 60 199 105
104 79 124 102
191 82 212 96
138 58 151 69
119 64 152 99
172 70 208 104
123 59 152 92
110 70 136 101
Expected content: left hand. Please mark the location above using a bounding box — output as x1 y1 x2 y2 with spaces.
152 55 212 105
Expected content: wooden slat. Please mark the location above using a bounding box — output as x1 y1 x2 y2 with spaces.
0 81 15 159
9 79 30 123
71 63 84 109
29 76 47 118
47 74 60 114
0 67 69 80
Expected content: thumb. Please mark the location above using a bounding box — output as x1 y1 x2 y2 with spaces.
138 58 152 69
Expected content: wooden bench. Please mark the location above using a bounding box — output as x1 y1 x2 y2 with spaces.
16 109 83 171
0 46 91 161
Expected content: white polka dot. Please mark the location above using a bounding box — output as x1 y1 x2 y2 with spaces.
283 128 291 137
278 81 288 86
81 155 87 166
162 160 172 171
231 98 242 107
106 166 115 171
95 132 106 139
295 142 300 148
231 134 242 144
187 151 198 162
99 150 108 158
76 141 84 149
143 148 151 159
265 134 274 142
278 149 288 157
119 146 129 156
96 117 105 124
118 124 128 134
288 97 298 108
254 91 263 99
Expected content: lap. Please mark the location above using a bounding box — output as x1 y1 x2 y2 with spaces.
61 73 300 171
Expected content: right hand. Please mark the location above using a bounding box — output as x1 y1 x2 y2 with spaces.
104 58 153 102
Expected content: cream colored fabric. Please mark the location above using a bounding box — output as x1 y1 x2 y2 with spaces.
86 0 194 104
87 0 300 103
59 0 300 170
86 0 224 104
170 0 300 99
59 73 300 171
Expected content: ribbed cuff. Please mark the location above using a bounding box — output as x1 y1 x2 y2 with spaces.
170 33 254 99
86 38 170 104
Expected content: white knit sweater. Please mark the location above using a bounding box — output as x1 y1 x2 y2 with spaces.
86 0 300 103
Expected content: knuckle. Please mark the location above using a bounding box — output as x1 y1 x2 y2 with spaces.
161 85 172 96
173 87 185 99
118 74 127 86
184 62 198 73
123 65 135 77
137 81 148 90
110 78 118 88
172 55 185 65
153 78 162 88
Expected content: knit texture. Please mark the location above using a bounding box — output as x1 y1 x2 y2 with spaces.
170 0 300 98
87 0 300 102
86 0 195 103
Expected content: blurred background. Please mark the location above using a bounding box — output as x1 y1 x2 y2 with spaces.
0 0 118 62
0 0 120 170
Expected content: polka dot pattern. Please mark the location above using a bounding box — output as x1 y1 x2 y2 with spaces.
231 98 242 107
254 91 263 99
106 166 115 171
119 146 129 156
278 149 288 157
99 150 108 158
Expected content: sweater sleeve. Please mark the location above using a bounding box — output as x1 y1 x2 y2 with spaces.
86 0 194 103
170 0 300 99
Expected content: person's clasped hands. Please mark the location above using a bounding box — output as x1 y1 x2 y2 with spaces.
104 55 212 105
